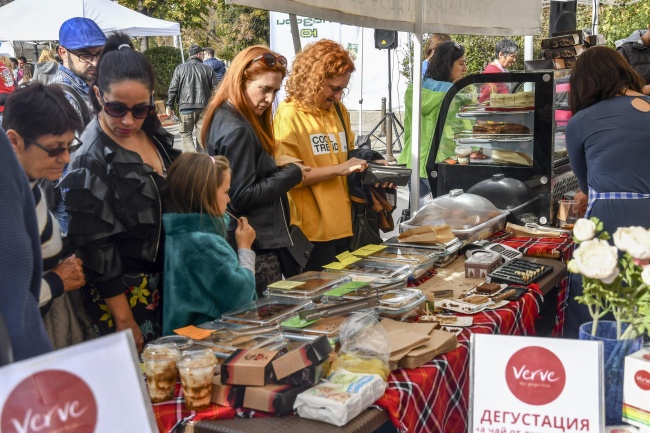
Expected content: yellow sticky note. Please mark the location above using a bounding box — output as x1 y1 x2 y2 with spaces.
267 280 306 290
351 248 374 257
365 244 387 252
336 251 356 262
323 261 348 270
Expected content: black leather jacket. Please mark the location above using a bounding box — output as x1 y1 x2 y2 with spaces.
166 57 218 110
205 104 303 250
61 119 180 299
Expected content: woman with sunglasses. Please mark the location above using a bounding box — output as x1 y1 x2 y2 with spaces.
2 82 88 348
60 33 180 353
201 46 310 295
274 39 383 271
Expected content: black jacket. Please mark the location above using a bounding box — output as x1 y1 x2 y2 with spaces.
617 30 650 83
205 104 303 250
166 57 218 110
61 119 180 299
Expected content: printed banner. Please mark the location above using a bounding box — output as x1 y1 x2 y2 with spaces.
270 12 409 111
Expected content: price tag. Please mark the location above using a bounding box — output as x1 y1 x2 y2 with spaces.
281 315 318 328
351 244 387 256
336 251 359 264
267 280 306 290
323 261 348 270
173 325 213 340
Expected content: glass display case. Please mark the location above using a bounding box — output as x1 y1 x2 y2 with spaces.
426 71 560 225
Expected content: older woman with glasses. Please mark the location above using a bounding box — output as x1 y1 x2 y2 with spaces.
201 46 310 294
479 38 519 103
2 83 87 348
60 33 180 352
274 39 381 271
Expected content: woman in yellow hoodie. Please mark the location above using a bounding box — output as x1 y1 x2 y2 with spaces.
274 40 375 270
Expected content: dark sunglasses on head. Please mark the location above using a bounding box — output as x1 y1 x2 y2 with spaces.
99 93 154 119
453 42 462 50
251 52 287 68
23 135 82 158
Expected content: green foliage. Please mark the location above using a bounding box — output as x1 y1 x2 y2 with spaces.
144 46 182 101
117 0 210 30
401 3 650 79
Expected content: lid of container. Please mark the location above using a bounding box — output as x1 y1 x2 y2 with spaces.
141 342 181 361
405 189 503 226
467 174 531 210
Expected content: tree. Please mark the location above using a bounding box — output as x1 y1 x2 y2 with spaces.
117 0 210 30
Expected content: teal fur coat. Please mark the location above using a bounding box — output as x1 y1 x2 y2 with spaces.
162 213 256 335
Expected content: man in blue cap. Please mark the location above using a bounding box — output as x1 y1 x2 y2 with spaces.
49 18 106 236
51 17 106 127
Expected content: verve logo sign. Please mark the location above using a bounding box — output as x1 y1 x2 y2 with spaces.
1 370 98 433
505 346 566 405
634 369 650 391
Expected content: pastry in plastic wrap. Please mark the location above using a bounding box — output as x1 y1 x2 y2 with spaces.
293 369 387 426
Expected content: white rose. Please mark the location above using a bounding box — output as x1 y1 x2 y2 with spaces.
642 266 650 286
573 218 596 242
613 227 650 260
572 239 620 284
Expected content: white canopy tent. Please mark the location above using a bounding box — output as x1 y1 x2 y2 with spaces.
229 0 543 212
0 0 180 40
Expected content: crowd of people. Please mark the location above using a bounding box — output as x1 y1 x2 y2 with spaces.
1 15 649 364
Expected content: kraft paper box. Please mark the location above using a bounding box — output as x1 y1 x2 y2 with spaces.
221 349 278 386
210 375 244 407
271 335 332 381
623 348 650 430
279 362 324 387
243 384 311 415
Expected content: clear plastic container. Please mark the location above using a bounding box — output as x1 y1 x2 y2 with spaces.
219 296 313 326
375 291 427 320
326 259 412 281
401 189 508 243
265 271 352 300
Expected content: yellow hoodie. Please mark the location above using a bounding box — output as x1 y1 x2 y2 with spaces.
274 101 355 242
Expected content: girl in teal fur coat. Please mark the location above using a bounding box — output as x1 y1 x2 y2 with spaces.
162 153 257 335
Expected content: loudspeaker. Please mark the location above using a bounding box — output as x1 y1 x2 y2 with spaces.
549 1 577 36
374 29 398 50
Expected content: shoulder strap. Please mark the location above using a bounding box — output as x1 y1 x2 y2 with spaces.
51 82 91 127
333 102 349 149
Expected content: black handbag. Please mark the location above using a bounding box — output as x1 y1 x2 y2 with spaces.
362 163 411 186
278 224 314 278
349 199 383 251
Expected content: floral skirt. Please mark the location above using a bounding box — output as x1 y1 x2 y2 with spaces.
82 272 162 345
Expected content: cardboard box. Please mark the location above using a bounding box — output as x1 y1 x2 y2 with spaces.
271 335 332 381
243 384 311 415
279 362 324 386
465 251 501 278
543 44 585 60
221 349 278 386
541 34 580 50
210 375 244 407
623 348 650 430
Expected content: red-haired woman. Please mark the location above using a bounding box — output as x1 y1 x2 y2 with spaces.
274 39 383 271
201 46 310 295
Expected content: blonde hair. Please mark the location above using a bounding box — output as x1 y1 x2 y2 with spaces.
0 56 13 71
285 39 355 113
201 45 286 156
38 48 57 63
164 153 231 233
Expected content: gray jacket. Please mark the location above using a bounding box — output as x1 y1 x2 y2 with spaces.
33 61 59 86
166 57 218 111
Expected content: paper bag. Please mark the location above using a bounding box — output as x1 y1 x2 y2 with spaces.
397 225 455 244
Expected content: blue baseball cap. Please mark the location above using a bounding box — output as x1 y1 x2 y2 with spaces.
59 17 106 50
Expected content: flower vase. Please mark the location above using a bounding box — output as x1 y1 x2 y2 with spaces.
578 320 643 426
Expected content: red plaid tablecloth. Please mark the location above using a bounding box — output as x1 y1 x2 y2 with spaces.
493 232 574 337
375 285 544 433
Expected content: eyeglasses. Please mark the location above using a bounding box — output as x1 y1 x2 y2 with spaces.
99 93 154 119
67 49 102 64
23 136 82 158
251 53 287 68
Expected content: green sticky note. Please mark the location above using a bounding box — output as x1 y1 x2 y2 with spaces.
267 280 306 290
323 281 370 296
281 315 317 328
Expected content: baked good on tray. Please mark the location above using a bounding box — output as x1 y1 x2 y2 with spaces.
472 122 531 135
475 282 502 295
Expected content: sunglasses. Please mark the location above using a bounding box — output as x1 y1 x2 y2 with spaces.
24 135 82 158
99 93 154 119
453 42 462 50
67 49 102 64
251 52 287 68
